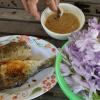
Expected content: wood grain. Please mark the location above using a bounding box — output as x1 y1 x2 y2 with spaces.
0 0 22 9
0 0 100 9
0 20 43 34
0 2 99 22
0 8 36 22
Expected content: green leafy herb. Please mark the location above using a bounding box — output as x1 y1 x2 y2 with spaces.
93 92 100 100
30 87 42 95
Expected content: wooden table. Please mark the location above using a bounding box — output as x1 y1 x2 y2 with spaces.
0 0 100 100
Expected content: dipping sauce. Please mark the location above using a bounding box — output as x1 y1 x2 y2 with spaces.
45 12 80 34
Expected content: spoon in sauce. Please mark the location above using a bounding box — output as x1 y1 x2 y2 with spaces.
57 7 63 18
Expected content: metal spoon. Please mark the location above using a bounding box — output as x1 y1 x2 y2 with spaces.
57 7 63 18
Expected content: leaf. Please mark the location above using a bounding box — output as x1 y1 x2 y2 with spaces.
93 92 100 100
30 87 42 95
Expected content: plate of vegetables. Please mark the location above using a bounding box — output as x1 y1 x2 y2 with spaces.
55 18 100 100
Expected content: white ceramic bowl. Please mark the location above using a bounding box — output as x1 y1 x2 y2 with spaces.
41 3 85 40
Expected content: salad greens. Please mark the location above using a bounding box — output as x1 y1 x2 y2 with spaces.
61 18 100 100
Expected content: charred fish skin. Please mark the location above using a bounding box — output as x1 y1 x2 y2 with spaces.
0 56 55 90
0 42 31 62
0 60 29 90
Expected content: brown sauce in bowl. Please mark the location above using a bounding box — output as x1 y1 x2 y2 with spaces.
45 12 80 34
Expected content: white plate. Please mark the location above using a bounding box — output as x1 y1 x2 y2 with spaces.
0 35 58 100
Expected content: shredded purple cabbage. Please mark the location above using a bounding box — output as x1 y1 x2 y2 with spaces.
61 18 100 100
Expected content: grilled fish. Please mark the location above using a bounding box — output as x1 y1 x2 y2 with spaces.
0 56 55 90
0 42 31 62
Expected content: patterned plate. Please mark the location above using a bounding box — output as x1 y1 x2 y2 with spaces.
0 35 58 100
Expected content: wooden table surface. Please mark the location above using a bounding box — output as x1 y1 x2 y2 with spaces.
0 0 100 100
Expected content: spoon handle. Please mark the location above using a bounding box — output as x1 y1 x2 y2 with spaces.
57 7 63 18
